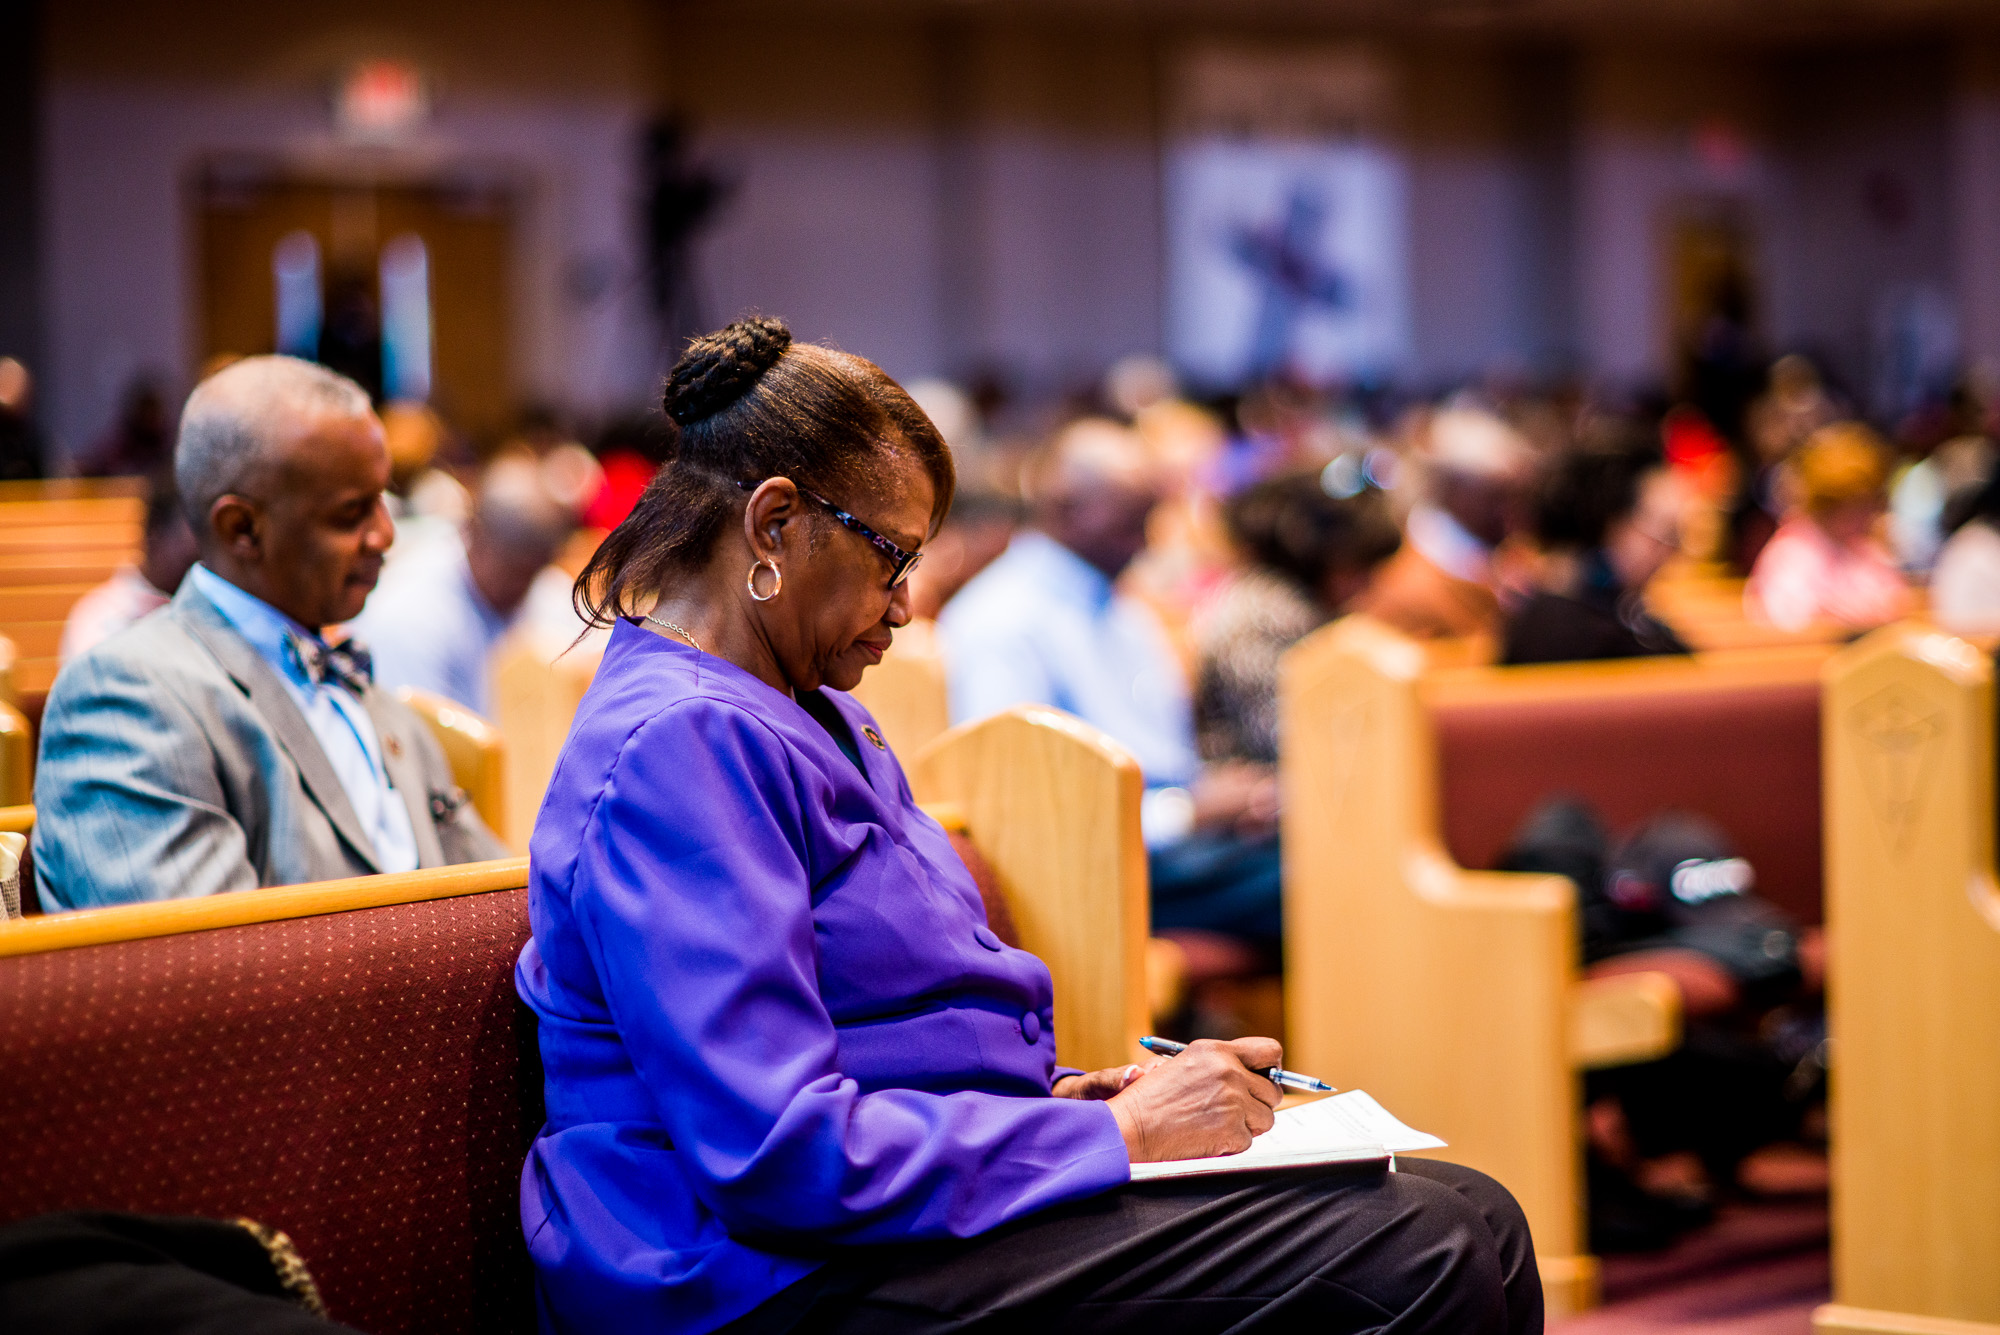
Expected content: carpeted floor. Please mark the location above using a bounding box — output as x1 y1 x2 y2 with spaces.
1552 1197 1829 1334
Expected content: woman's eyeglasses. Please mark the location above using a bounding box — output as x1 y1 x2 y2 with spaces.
735 480 923 588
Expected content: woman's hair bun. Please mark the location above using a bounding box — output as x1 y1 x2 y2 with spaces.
662 316 794 426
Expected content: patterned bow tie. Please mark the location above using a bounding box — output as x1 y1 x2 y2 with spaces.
285 631 375 695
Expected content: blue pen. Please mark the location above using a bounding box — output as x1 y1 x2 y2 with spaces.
1138 1035 1337 1094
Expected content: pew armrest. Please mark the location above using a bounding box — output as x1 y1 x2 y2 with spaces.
1571 970 1682 1069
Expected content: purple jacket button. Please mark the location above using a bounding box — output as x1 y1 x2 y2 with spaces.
1020 1011 1042 1044
973 927 1003 951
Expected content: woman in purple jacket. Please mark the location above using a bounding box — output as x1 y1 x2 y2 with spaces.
516 317 1541 1335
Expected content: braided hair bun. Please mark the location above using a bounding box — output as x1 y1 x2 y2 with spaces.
662 316 793 426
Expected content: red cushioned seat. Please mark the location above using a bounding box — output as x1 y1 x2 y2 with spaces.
1434 677 1822 925
0 889 541 1335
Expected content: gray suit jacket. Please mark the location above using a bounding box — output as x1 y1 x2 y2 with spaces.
33 582 507 910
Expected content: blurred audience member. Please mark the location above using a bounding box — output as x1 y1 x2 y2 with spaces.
1504 431 1691 665
34 356 505 910
0 357 47 480
1932 468 2000 634
583 415 672 531
1730 354 1837 573
355 458 576 715
503 407 603 519
1193 472 1401 766
940 419 1286 957
940 419 1193 794
908 487 1020 622
1124 398 1235 636
58 476 199 663
379 401 468 570
1745 422 1909 631
1889 381 1995 573
1353 407 1531 640
79 378 171 478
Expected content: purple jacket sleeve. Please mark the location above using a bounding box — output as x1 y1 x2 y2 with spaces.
568 701 1130 1244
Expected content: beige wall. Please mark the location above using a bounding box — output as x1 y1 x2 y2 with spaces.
31 0 2000 452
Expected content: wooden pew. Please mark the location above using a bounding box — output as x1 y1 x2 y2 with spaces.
0 489 146 713
909 704 1148 1074
1643 562 1923 655
395 687 507 835
1427 640 1833 925
490 634 603 852
0 476 147 505
1281 616 1687 1319
0 695 30 809
1814 625 2000 1335
0 704 1147 1331
0 857 543 1335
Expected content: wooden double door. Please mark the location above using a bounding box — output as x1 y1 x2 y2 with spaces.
198 172 515 440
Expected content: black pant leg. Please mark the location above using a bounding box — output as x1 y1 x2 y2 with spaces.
1392 1159 1543 1335
0 1213 353 1335
748 1160 1538 1335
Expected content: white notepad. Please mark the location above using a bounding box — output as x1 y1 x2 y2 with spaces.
1127 1090 1446 1181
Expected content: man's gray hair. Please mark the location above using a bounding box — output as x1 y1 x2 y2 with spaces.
174 356 373 528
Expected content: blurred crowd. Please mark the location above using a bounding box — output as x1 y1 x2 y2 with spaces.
7 334 1992 752
10 329 1993 1260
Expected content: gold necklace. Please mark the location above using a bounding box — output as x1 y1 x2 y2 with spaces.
643 614 703 653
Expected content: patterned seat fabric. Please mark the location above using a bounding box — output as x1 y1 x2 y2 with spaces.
0 890 542 1335
1436 679 1823 925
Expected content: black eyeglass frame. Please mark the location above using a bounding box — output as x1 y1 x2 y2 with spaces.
735 479 924 588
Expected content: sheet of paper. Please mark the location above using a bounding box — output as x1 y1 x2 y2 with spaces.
1127 1089 1446 1181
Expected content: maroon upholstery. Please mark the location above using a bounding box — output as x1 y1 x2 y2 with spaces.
0 889 541 1334
1434 678 1823 925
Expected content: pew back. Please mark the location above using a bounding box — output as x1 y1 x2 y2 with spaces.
0 488 146 711
1426 643 1832 925
489 635 602 852
1280 616 1592 1308
0 859 540 1335
395 686 508 834
908 705 1148 1075
1816 626 2000 1334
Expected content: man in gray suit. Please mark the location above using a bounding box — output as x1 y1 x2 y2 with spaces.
34 356 508 910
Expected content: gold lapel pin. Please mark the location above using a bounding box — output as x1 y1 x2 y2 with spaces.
861 725 886 750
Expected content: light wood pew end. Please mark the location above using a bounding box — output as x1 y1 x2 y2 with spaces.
395 687 507 836
908 705 1148 1076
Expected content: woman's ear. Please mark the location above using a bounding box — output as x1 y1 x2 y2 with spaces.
742 477 804 559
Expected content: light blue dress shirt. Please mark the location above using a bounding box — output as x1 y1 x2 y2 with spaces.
189 564 420 874
938 530 1199 791
352 538 512 716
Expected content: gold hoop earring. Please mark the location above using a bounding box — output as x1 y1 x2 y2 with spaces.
747 558 783 602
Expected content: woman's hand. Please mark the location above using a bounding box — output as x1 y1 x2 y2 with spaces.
1106 1038 1284 1162
1053 1060 1162 1101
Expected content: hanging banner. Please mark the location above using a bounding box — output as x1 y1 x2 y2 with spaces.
1165 46 1410 390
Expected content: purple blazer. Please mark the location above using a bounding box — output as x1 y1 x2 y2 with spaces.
516 621 1130 1334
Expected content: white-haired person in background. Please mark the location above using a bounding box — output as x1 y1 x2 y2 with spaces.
1352 407 1533 641
352 457 576 716
32 356 506 911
